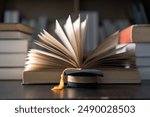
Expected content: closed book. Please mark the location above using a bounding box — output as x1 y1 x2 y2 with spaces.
0 53 27 67
120 24 150 43
137 67 150 80
22 68 141 84
0 68 24 80
0 39 29 53
0 31 32 39
136 57 150 66
135 43 150 57
0 23 33 34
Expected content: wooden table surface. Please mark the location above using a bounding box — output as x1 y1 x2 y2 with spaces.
0 80 150 99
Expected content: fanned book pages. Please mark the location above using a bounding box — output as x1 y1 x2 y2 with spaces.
24 15 136 90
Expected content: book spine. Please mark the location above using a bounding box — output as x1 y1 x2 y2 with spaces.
0 39 29 53
0 53 27 67
0 68 24 80
137 67 150 79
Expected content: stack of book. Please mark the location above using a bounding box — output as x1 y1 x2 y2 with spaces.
119 24 150 80
0 23 33 80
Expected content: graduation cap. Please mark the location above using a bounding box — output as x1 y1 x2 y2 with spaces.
64 69 103 88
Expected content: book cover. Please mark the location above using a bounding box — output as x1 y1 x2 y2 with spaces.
120 24 150 43
0 23 33 34
0 31 32 39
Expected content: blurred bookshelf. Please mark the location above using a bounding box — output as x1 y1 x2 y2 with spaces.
0 0 150 42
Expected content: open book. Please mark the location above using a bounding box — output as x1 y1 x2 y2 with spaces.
25 15 135 90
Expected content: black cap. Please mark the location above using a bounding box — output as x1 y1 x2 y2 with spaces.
64 69 103 88
64 69 103 77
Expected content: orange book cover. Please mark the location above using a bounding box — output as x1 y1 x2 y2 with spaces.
119 25 134 44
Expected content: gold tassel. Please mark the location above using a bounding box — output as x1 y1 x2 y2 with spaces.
51 68 81 91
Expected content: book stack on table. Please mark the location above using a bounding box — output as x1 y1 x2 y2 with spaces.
0 23 33 80
119 25 150 80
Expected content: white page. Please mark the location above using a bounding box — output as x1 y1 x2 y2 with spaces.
38 30 72 58
28 49 76 67
73 15 82 64
55 20 78 66
80 16 88 63
64 16 79 61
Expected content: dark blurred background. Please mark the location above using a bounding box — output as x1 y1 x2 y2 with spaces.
1 0 150 46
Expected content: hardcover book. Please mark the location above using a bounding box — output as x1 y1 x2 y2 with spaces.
120 24 150 43
0 23 33 34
